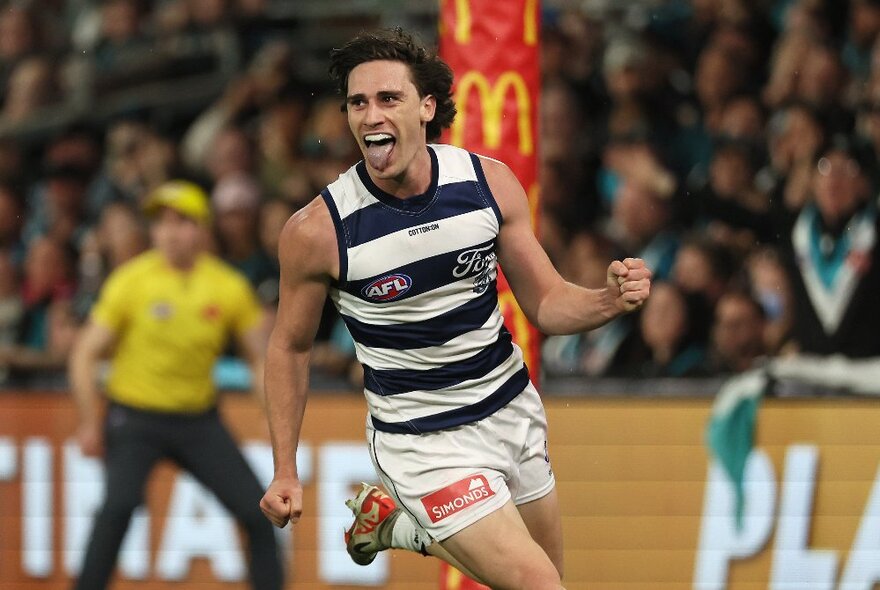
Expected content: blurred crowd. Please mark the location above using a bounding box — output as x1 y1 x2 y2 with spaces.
0 0 877 389
540 0 880 380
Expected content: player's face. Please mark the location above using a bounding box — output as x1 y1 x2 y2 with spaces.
151 208 205 269
346 60 436 189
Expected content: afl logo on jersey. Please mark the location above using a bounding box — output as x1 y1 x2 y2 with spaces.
362 274 412 302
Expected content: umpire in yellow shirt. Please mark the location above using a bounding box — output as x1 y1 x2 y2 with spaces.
69 181 283 590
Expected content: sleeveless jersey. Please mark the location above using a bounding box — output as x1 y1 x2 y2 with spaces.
321 144 529 434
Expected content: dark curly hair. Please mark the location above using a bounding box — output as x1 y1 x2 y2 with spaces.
329 28 457 142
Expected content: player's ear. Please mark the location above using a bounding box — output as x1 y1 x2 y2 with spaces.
420 94 436 124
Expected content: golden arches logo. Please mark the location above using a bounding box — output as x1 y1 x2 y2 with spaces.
454 0 471 44
443 0 538 45
451 70 534 156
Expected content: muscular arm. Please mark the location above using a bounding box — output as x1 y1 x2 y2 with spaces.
483 157 651 335
68 321 117 456
260 197 338 528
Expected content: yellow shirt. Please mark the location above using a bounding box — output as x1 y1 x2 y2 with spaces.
91 251 264 413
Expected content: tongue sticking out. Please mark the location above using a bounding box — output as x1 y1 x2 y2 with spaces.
366 141 393 171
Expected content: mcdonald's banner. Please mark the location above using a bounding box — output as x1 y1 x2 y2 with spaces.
438 0 542 390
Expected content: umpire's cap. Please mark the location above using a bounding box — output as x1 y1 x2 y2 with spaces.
143 180 211 224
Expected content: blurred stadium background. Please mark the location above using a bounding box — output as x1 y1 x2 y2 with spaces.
2 0 880 588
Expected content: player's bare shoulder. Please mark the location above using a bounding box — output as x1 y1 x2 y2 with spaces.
278 195 339 281
475 154 529 221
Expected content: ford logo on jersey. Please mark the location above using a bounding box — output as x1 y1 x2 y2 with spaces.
362 274 413 301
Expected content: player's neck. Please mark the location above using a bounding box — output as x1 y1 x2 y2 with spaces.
370 146 432 199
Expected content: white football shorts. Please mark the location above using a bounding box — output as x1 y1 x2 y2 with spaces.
365 381 556 541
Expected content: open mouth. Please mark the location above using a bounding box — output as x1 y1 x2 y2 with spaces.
364 133 396 170
364 133 395 148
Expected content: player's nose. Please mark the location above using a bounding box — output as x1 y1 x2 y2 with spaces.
364 100 385 125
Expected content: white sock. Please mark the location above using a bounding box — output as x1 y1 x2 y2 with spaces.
390 512 431 553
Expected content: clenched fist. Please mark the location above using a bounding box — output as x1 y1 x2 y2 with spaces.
607 257 652 313
260 476 303 528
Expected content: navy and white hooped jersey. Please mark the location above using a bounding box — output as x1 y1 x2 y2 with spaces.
321 144 529 434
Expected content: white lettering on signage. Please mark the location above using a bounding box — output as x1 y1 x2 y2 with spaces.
23 438 53 577
839 464 880 589
157 472 246 580
694 450 776 590
0 439 392 585
431 487 490 520
770 446 837 589
695 445 880 590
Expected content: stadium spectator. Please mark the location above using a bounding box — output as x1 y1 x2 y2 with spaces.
1 56 62 125
708 290 768 374
601 35 652 139
796 43 853 132
18 236 75 342
211 172 275 292
684 138 774 250
717 94 767 141
745 246 793 353
631 281 708 377
95 202 148 270
843 0 880 80
0 3 45 84
539 154 598 240
205 125 256 184
298 96 360 193
0 236 77 386
763 29 815 109
91 119 184 209
694 42 751 132
23 162 92 251
781 136 880 357
540 79 587 163
92 0 150 73
603 169 678 280
762 101 826 220
251 198 289 312
256 98 308 199
74 201 148 318
131 127 183 195
671 235 736 309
